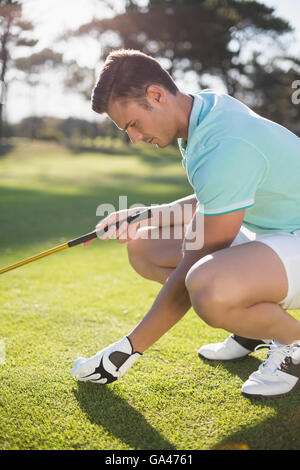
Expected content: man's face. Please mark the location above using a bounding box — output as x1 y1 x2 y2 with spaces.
107 86 178 148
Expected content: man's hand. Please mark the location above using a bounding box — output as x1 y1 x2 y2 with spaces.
71 336 142 384
83 208 150 246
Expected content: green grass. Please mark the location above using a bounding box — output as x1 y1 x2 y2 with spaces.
1 139 300 450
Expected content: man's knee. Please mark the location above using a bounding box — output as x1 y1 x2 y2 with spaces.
185 256 235 328
127 238 149 275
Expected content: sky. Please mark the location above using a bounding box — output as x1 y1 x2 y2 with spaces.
263 0 300 51
5 0 300 123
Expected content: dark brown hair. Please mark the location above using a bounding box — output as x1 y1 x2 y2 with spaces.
91 49 178 114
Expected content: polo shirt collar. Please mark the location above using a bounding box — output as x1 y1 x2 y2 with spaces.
179 93 204 163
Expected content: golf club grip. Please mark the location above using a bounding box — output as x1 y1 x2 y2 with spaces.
67 208 152 247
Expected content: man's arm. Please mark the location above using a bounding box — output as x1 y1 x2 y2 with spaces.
84 194 197 246
151 193 198 227
128 208 246 352
72 208 246 384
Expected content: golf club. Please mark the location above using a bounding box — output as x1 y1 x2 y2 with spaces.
0 208 152 275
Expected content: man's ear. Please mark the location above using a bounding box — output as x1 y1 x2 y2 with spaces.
146 84 166 104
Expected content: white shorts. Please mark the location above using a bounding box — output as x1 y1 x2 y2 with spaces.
232 225 300 310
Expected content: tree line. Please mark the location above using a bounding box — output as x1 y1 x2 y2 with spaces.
3 115 130 149
1 0 300 146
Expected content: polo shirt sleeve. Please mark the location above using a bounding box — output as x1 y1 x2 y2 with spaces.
190 137 268 215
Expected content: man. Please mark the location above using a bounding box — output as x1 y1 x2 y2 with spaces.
72 49 300 398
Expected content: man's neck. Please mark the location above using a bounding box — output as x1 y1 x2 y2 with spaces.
174 92 194 140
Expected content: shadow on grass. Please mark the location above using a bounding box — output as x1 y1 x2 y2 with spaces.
67 143 133 156
200 355 262 382
0 183 188 251
73 382 176 450
202 355 300 450
0 139 190 254
67 142 180 168
0 143 15 158
215 395 300 450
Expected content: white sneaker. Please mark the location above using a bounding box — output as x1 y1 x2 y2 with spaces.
242 341 300 398
198 334 271 361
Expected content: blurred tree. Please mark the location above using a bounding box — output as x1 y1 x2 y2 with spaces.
14 49 64 138
11 114 127 148
234 53 300 134
0 0 38 142
63 61 96 102
13 115 46 139
15 48 64 78
64 0 299 129
71 0 291 89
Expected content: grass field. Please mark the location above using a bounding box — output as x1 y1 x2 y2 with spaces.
1 139 300 451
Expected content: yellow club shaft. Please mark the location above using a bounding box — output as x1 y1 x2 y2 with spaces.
0 242 69 275
0 208 153 276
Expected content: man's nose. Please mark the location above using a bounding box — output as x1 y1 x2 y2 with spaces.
127 129 144 144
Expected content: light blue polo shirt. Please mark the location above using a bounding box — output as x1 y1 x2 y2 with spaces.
178 90 300 234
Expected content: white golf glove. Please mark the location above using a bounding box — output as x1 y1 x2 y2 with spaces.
71 336 142 384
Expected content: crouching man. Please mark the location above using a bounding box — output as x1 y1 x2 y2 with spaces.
72 49 300 399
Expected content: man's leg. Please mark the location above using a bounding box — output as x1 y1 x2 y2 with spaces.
185 240 300 344
127 225 184 284
185 240 300 398
127 225 266 359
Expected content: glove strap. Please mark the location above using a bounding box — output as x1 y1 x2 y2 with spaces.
108 336 142 378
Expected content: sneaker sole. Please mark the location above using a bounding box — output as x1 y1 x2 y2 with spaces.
242 378 300 399
198 352 250 362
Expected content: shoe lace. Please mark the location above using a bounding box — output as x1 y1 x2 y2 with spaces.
254 343 294 376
